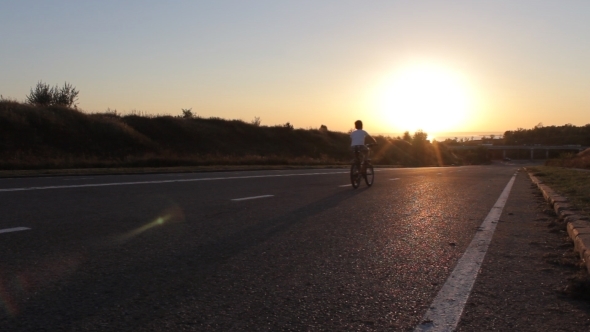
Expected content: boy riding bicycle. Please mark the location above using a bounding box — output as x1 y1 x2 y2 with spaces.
350 120 377 161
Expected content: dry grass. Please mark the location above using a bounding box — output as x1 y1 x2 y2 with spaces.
529 166 590 216
1 100 461 171
545 148 590 169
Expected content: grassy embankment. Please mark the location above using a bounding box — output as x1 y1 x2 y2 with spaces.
528 166 590 216
529 149 590 216
0 100 462 174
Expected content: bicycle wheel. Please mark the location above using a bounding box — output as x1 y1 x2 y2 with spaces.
364 164 374 186
350 163 361 189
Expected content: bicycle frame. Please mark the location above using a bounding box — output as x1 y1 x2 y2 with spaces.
350 144 375 188
352 145 370 165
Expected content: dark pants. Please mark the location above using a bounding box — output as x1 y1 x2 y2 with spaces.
351 145 368 162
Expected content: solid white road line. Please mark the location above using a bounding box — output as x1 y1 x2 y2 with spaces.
0 171 350 192
339 184 352 187
414 172 518 332
231 195 274 201
0 227 31 234
0 169 402 193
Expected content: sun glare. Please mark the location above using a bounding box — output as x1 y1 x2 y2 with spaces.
377 63 472 135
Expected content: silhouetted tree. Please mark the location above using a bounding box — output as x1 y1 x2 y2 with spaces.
411 130 430 166
402 131 412 142
26 81 79 108
181 108 193 118
251 116 261 126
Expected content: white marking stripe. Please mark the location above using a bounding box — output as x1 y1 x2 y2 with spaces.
415 172 518 332
0 171 350 192
0 227 31 234
62 177 94 181
231 195 274 201
339 184 352 187
390 178 400 180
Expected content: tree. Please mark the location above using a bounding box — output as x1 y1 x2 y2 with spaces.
181 108 193 118
53 82 79 108
412 130 430 166
26 81 79 108
26 81 53 106
412 130 428 144
402 131 412 142
251 116 261 126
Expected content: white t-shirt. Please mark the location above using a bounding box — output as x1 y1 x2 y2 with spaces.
350 129 368 146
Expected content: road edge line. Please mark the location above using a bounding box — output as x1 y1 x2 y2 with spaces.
415 171 518 331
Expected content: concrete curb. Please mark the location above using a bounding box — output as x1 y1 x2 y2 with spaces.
526 168 590 274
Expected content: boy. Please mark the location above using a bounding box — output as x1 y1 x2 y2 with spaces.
350 120 376 163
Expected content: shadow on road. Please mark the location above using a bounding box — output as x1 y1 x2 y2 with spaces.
2 186 369 330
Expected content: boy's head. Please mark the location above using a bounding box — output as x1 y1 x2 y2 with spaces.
354 120 363 129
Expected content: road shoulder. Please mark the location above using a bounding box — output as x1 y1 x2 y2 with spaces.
457 170 590 331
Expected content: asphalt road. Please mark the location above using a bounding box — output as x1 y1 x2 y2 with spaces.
0 163 532 330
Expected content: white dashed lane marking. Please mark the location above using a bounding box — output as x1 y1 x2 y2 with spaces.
231 195 274 202
0 227 31 234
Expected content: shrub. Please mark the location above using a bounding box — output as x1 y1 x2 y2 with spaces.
182 108 193 118
26 81 53 106
53 82 79 108
26 81 79 108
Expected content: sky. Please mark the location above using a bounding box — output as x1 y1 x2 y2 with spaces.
2 1 589 137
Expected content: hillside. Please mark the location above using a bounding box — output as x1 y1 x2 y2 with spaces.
545 148 590 169
0 101 460 170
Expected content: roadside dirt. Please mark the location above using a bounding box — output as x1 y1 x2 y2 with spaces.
457 170 590 331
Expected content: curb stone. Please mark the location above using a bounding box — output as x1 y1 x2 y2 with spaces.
526 168 590 274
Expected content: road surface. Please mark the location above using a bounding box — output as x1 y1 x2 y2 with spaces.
0 163 574 330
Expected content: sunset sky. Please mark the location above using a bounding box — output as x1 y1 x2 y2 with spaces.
2 1 589 137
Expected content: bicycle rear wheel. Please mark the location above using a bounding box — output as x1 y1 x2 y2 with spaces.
364 164 374 186
350 163 361 188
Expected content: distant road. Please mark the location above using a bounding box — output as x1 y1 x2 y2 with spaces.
1 164 524 330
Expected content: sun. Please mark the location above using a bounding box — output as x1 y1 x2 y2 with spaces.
377 63 472 136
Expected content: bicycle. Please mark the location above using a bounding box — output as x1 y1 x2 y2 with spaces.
350 143 376 189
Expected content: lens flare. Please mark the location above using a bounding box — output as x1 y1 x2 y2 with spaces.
117 205 185 243
0 277 18 316
0 253 83 317
432 141 444 166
